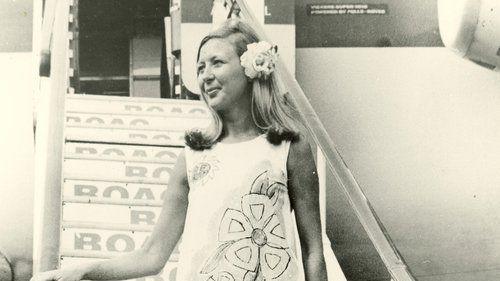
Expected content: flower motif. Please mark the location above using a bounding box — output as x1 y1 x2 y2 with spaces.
240 41 278 80
206 271 236 281
190 155 220 186
201 193 291 280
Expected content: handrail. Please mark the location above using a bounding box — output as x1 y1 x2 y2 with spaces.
234 0 416 280
39 0 59 76
33 0 71 273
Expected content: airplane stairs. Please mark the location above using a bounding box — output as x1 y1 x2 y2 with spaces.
59 94 209 281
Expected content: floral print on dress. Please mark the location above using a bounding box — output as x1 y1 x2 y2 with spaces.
205 271 237 281
200 170 293 280
190 155 220 186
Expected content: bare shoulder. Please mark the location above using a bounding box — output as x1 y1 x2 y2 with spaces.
169 149 189 187
287 135 316 173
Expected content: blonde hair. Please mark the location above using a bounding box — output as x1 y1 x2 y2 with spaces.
185 19 300 150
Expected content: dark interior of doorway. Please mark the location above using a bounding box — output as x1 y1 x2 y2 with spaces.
75 0 170 97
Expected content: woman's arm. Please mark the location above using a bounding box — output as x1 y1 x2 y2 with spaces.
287 138 328 281
31 151 190 281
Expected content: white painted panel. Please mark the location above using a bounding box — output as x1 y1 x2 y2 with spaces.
65 112 209 131
62 203 161 227
297 47 500 278
65 127 186 146
64 159 174 184
266 24 296 76
63 180 166 206
0 53 35 278
65 95 209 118
60 257 179 281
65 143 182 164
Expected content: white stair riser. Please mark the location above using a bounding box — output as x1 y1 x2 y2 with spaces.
66 112 210 131
63 180 167 206
60 228 180 259
64 159 174 184
59 96 210 279
63 203 161 228
65 127 186 146
66 95 209 118
65 143 182 164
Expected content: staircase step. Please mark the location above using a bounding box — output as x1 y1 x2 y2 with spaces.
65 112 209 131
59 96 209 276
63 180 166 207
65 127 186 146
65 143 182 164
64 159 174 184
60 227 180 259
62 221 153 232
62 203 161 229
66 94 209 117
61 227 150 256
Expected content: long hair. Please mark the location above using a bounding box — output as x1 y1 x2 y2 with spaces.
185 19 300 150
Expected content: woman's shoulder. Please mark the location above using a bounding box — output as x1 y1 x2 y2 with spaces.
286 134 318 193
287 134 315 169
290 133 312 153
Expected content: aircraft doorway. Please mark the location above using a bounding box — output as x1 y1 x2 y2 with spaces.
74 0 168 98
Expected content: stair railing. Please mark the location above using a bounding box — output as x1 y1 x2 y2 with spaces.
39 0 59 76
234 0 416 280
33 0 72 273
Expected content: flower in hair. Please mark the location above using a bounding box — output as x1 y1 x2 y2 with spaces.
240 41 278 80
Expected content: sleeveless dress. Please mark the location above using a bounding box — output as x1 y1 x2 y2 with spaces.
177 135 304 281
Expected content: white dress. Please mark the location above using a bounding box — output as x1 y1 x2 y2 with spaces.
177 135 303 281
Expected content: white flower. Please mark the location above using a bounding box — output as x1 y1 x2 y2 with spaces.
240 41 278 80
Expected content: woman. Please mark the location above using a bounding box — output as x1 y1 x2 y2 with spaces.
32 18 328 281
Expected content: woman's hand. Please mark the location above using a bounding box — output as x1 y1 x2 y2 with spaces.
31 151 189 281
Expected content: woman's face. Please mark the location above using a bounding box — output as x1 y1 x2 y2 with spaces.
197 38 250 112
